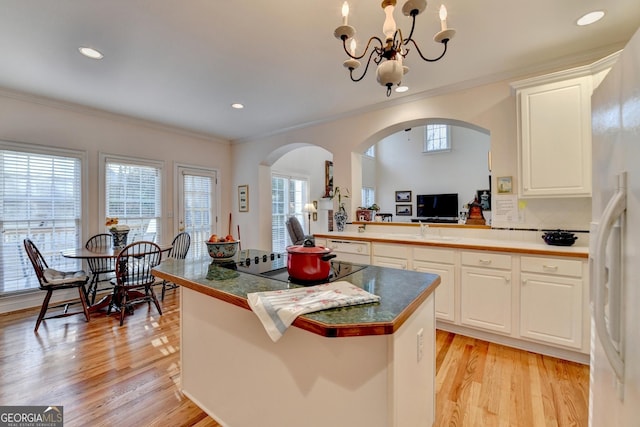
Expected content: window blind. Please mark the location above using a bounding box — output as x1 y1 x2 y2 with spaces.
183 173 213 259
105 159 162 243
0 148 82 294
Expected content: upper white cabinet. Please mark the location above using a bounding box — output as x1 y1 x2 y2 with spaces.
513 73 593 197
511 52 619 198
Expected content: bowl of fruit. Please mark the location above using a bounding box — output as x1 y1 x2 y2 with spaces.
206 234 239 261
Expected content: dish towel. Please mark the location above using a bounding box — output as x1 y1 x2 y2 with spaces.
247 281 380 342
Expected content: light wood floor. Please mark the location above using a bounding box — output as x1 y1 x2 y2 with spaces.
0 290 589 427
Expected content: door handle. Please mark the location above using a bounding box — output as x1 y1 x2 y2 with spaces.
593 172 626 384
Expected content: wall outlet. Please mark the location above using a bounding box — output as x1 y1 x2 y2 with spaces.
417 328 424 362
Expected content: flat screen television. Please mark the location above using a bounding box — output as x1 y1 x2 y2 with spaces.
416 193 459 219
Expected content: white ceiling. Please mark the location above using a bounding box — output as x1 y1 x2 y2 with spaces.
1 1 639 142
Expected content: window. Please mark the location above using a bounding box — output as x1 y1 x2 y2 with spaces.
272 174 308 253
0 143 84 294
362 187 375 208
102 154 163 244
423 124 451 153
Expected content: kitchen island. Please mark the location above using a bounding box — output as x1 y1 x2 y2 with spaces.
152 253 440 427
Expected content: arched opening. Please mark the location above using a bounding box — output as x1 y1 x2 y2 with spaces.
262 144 333 251
358 118 491 224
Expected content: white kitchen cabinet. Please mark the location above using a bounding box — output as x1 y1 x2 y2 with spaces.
326 239 371 264
372 243 409 270
413 247 456 323
460 251 513 334
513 72 592 198
519 256 584 350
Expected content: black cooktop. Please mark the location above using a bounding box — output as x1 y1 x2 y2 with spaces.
215 249 367 286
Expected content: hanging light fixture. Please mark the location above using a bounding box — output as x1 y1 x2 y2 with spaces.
334 0 456 96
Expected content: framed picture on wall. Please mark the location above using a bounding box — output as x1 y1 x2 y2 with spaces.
497 176 513 194
395 204 412 216
476 189 491 211
395 190 412 202
238 185 249 212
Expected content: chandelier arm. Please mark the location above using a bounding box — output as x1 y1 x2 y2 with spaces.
405 38 449 62
349 49 380 82
403 13 418 45
343 36 385 60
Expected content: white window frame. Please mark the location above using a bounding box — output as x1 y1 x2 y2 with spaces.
0 141 87 295
272 173 309 253
98 153 164 244
423 124 451 154
361 187 375 208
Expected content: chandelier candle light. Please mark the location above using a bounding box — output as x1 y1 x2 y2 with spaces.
334 0 456 96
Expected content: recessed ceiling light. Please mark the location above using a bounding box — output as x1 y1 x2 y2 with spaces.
231 103 244 109
577 10 605 26
78 46 104 59
395 86 409 93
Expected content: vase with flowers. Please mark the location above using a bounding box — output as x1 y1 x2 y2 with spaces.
106 217 130 249
331 186 350 232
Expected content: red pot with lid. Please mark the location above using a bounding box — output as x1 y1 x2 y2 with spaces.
286 238 337 282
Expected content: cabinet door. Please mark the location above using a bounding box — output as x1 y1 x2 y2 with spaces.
517 75 592 197
460 267 512 334
520 273 583 349
414 260 455 322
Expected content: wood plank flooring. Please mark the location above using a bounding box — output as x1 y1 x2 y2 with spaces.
0 290 589 427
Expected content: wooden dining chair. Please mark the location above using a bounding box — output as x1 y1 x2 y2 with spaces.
109 241 163 326
159 232 191 300
85 233 116 304
23 238 91 332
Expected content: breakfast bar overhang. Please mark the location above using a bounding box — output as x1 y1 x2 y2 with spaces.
152 254 440 427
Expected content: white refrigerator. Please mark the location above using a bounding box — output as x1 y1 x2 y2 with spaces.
589 26 640 426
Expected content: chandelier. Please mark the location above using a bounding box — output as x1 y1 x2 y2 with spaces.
334 0 456 96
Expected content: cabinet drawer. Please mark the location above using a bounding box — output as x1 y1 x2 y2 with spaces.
461 251 511 270
372 243 409 259
327 239 370 255
413 247 455 264
521 256 583 278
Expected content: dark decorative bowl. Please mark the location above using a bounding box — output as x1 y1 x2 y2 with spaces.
542 230 577 246
206 240 239 260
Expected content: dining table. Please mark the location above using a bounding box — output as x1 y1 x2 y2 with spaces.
61 243 173 313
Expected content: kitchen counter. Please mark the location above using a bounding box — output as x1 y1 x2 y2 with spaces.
314 231 589 258
152 255 440 427
152 255 440 337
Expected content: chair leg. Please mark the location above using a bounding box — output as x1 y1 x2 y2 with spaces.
78 286 91 322
161 280 166 301
90 274 98 305
150 288 163 316
34 290 53 332
119 291 127 327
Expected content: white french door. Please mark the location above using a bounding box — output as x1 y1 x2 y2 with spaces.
177 166 217 260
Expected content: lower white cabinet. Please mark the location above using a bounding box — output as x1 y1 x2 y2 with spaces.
519 256 584 349
460 251 513 334
372 243 409 270
323 236 589 359
413 247 456 323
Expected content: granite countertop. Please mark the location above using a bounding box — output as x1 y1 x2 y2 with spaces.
152 256 440 338
314 231 589 259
